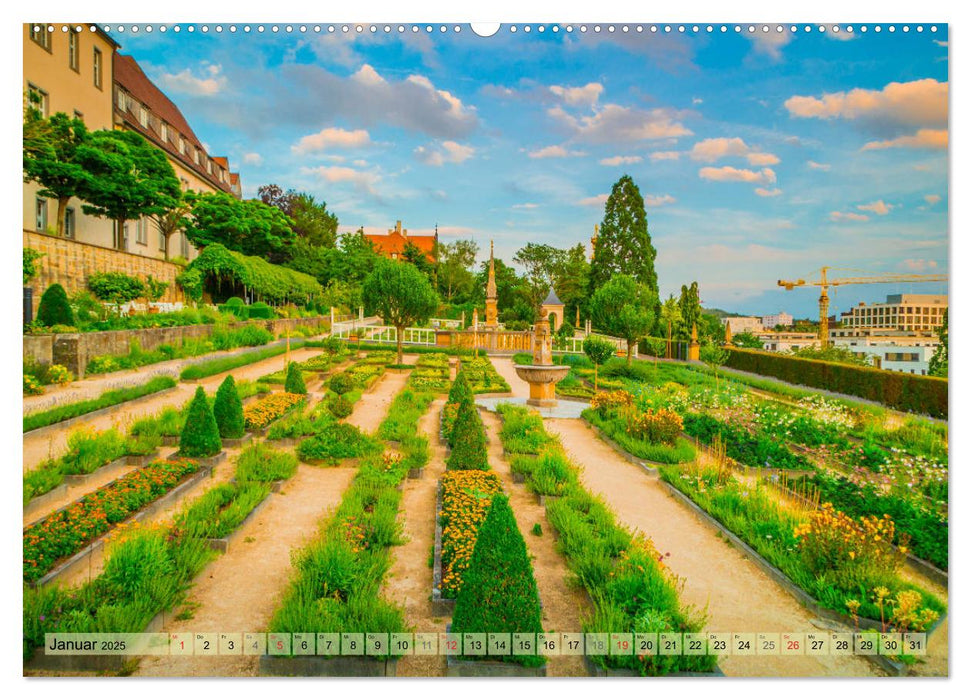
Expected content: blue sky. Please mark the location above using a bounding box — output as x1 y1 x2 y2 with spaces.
113 24 949 318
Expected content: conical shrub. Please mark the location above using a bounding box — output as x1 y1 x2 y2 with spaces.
451 494 544 666
284 362 307 394
447 368 473 408
179 386 222 458
213 375 245 439
36 283 76 327
446 399 488 471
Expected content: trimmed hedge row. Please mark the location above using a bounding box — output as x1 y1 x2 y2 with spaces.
23 376 177 432
722 348 947 419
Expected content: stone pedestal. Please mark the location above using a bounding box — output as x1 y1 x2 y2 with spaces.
527 380 558 407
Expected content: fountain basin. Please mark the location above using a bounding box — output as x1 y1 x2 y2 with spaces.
514 365 571 408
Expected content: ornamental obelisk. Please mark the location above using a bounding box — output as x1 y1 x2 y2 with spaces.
485 240 498 329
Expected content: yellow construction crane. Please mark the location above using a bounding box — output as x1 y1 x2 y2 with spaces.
778 266 948 348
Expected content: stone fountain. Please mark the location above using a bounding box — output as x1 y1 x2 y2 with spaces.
514 316 570 408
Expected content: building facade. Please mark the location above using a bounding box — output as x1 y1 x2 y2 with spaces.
838 294 948 333
364 221 437 262
23 23 119 248
723 316 763 335
761 311 793 329
830 328 940 375
757 331 818 353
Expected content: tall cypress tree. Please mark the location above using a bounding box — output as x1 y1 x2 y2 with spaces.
588 175 658 298
676 281 702 341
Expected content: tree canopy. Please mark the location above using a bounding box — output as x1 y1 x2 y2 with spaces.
74 129 181 249
589 175 658 297
590 274 658 365
183 191 295 258
929 309 948 378
23 112 90 237
362 258 439 363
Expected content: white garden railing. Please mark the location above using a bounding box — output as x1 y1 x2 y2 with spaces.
331 324 437 346
331 316 382 335
553 334 634 357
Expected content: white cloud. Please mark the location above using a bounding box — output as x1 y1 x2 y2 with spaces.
699 166 776 184
692 97 704 105
599 155 643 166
512 203 539 210
807 160 831 171
644 194 676 207
650 151 681 161
857 200 895 216
292 127 372 154
156 63 226 96
242 152 263 166
830 211 869 222
528 145 585 159
414 140 475 166
900 258 939 272
548 104 691 144
579 194 608 207
861 129 948 151
301 165 380 193
689 137 779 166
754 188 782 197
746 31 793 61
549 82 603 107
785 79 948 129
924 194 942 205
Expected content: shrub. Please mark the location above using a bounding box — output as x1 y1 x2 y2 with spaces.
296 423 376 464
248 301 274 319
451 495 544 666
232 324 273 347
179 387 222 458
236 442 298 483
23 373 43 396
723 347 948 419
43 364 73 387
446 400 488 471
327 395 353 419
213 375 245 439
37 283 76 327
328 372 355 396
626 408 683 445
87 272 145 305
447 369 473 408
284 362 308 394
590 390 634 415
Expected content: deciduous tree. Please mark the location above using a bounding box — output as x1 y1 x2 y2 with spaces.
591 274 658 365
22 112 90 237
362 258 439 364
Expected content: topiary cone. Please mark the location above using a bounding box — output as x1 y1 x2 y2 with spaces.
179 386 222 458
284 362 307 394
446 399 489 471
451 494 544 665
213 375 245 438
447 368 473 408
36 283 76 328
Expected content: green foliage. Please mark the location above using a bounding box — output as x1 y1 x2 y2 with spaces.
929 308 948 378
143 275 169 302
676 283 702 341
87 272 145 305
328 371 355 396
296 423 378 464
247 301 274 319
446 400 489 471
451 495 544 667
235 442 298 483
790 345 873 367
583 409 696 465
284 362 308 394
179 387 222 458
732 331 764 349
177 243 321 305
175 481 269 540
36 283 76 327
23 376 176 432
74 129 181 239
437 239 479 302
24 428 129 504
213 375 245 439
362 258 439 363
723 347 947 418
327 395 353 419
683 412 812 470
589 174 658 297
23 248 44 285
184 190 296 258
446 369 473 409
700 343 729 369
180 343 294 381
591 274 657 364
22 112 90 236
583 335 617 389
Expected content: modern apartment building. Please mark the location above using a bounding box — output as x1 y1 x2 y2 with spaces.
761 311 793 329
830 328 940 375
838 293 948 333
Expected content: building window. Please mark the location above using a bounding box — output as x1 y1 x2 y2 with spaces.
116 89 127 111
206 159 213 174
113 221 129 250
159 228 167 252
64 207 75 239
29 24 51 51
93 47 103 89
27 83 48 117
35 198 48 232
180 232 189 258
135 218 148 245
139 106 149 128
160 122 169 142
68 30 79 71
73 109 83 120
194 148 201 165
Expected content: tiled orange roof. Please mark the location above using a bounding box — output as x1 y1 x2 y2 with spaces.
364 231 437 262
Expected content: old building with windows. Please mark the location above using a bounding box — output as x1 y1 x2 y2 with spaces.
364 220 438 262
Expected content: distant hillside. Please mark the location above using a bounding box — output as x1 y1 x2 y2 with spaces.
703 307 745 319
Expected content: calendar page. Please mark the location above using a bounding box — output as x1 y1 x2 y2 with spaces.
19 8 950 688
